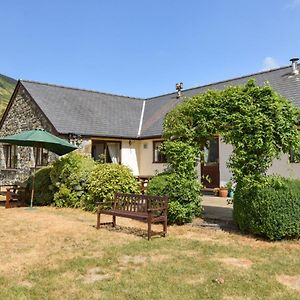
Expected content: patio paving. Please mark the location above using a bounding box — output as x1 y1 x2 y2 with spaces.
202 196 233 222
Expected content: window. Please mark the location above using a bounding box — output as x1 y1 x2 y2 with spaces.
203 138 219 165
34 147 49 166
91 141 121 163
3 145 17 169
153 141 167 163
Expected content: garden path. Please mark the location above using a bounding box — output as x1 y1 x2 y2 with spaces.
202 196 233 222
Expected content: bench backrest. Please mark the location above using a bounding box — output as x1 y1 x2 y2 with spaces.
114 193 168 213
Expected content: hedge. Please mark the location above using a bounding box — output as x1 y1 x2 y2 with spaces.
233 176 300 240
85 163 140 211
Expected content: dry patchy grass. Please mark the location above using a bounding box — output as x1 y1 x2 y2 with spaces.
0 207 139 277
1 206 300 299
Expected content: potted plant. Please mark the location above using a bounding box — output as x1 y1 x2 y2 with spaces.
219 185 228 197
226 180 235 198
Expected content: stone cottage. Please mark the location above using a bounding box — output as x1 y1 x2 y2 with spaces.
1 58 300 187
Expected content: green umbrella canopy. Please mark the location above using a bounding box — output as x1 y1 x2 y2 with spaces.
0 129 77 155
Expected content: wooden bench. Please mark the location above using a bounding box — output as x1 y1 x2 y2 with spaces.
0 185 25 208
96 193 168 240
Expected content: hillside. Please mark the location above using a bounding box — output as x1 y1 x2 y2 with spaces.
0 74 16 118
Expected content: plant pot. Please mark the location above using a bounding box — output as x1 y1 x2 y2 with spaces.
219 188 228 198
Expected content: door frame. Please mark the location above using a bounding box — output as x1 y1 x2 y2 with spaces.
200 137 220 188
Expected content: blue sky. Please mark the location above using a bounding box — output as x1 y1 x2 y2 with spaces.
0 0 300 98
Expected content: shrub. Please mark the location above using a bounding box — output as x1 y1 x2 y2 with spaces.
25 166 54 206
50 152 95 208
147 172 202 225
233 176 300 240
86 163 140 211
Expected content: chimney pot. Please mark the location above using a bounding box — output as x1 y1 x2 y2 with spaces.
176 82 183 98
290 57 299 75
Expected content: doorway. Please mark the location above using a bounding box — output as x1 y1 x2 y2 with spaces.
201 137 220 188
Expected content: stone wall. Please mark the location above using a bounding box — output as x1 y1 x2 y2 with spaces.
0 84 58 185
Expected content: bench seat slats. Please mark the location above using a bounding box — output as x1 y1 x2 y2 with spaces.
97 193 168 240
99 209 167 223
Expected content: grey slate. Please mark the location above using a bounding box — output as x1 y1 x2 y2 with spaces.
19 65 300 139
21 81 144 138
140 66 300 137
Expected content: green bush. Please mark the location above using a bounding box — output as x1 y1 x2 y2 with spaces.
233 176 300 240
147 172 202 225
50 152 95 208
25 166 54 206
86 163 140 211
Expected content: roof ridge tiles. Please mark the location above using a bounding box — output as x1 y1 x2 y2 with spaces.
21 79 145 101
146 65 291 100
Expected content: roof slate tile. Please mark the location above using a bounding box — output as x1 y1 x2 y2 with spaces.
19 65 300 139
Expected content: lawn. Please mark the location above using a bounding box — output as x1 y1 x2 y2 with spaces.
1 207 300 300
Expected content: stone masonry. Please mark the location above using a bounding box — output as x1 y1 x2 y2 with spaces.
0 85 58 185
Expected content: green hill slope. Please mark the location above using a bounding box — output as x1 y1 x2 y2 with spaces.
0 74 16 118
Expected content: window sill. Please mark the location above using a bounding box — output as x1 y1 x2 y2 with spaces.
2 168 18 171
152 161 167 164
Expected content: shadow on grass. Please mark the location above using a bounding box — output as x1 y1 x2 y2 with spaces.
93 224 165 240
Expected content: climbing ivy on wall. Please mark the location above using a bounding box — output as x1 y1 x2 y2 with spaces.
163 80 300 184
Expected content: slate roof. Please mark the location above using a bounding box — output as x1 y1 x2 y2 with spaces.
14 65 300 139
21 80 144 138
140 66 300 137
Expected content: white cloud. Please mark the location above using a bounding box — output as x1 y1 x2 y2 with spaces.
286 0 300 8
261 57 280 71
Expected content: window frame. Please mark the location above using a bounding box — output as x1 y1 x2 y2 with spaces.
34 147 49 167
3 144 17 169
153 140 167 163
203 137 219 166
91 140 122 163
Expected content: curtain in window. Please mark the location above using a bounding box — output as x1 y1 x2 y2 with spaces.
107 143 120 163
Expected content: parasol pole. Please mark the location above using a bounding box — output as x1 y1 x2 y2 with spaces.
30 146 39 208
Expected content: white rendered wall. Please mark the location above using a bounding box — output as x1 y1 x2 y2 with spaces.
83 137 300 181
218 138 300 183
83 138 140 176
138 139 167 176
219 138 233 185
77 138 92 155
267 154 300 179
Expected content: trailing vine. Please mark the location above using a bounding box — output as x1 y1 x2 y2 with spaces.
163 80 300 184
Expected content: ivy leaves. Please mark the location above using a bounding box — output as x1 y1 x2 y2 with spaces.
163 80 300 183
